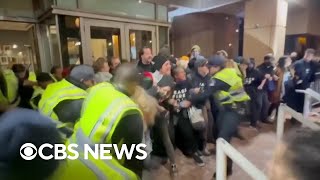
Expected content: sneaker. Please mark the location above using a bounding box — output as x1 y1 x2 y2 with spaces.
170 164 178 176
192 152 205 167
261 119 273 124
196 150 204 158
202 148 212 156
249 125 259 132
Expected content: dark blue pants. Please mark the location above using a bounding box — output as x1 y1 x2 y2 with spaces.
216 105 241 171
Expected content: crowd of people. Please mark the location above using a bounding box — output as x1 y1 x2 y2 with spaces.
0 44 320 180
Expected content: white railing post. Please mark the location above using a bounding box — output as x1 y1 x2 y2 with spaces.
216 138 268 180
216 139 227 180
303 92 311 118
277 104 285 142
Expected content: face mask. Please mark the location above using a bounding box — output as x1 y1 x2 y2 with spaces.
265 62 272 66
193 51 200 58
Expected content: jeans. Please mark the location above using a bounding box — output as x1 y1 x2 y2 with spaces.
151 113 176 164
256 90 270 122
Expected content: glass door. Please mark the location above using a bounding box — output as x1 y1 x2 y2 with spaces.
125 24 156 63
81 19 125 64
81 18 157 64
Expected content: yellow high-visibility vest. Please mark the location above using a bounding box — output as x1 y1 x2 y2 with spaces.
213 68 250 105
29 87 44 110
71 82 142 164
38 79 87 128
73 82 142 144
49 142 139 180
0 69 20 107
50 74 58 82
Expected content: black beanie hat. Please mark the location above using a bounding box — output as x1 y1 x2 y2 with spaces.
153 55 168 71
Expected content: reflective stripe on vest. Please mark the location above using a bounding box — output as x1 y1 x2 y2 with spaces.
78 156 107 180
39 79 87 121
214 68 250 104
30 87 44 110
0 69 19 105
50 74 58 82
70 129 134 180
75 82 142 144
89 96 139 143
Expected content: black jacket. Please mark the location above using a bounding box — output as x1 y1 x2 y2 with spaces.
188 72 211 108
137 60 154 73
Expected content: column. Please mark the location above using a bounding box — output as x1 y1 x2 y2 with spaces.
243 0 288 64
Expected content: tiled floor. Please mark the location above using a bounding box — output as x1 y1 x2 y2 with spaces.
143 122 278 180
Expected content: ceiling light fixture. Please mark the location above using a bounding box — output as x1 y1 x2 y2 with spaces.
235 29 239 33
12 44 18 49
138 0 142 3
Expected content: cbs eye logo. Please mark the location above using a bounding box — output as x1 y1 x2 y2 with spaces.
20 143 37 160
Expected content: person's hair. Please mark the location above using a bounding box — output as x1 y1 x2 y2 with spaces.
177 60 188 69
131 86 158 131
282 128 320 180
173 66 185 77
241 58 250 65
36 72 54 83
249 57 255 62
138 47 151 61
11 64 25 73
278 56 288 71
264 54 274 61
50 66 61 74
305 48 316 56
216 50 228 58
93 57 107 73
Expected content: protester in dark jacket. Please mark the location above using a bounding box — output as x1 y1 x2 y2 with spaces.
137 47 154 73
286 49 315 114
171 66 207 167
256 55 276 123
188 57 211 108
189 57 215 147
240 58 264 128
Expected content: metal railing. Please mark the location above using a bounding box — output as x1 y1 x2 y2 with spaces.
276 103 320 141
216 138 268 180
296 88 320 118
216 89 320 180
276 88 320 141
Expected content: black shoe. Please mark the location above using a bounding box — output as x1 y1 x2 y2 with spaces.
234 132 246 140
261 120 273 124
170 164 178 176
192 152 205 167
212 169 233 179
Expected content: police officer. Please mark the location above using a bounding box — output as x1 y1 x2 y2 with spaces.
71 64 145 177
38 65 95 135
0 68 20 114
205 55 250 178
29 72 54 110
